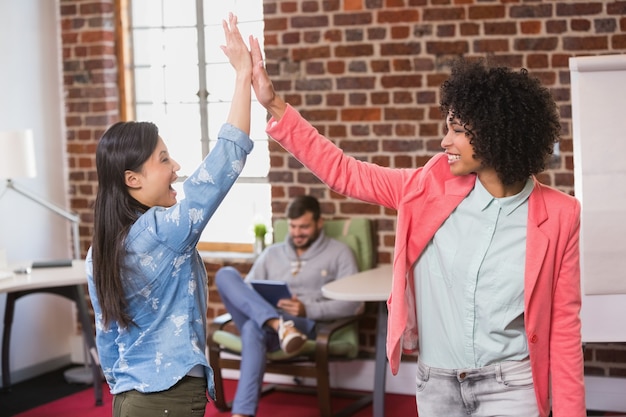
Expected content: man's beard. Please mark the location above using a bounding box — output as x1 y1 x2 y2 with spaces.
292 229 320 250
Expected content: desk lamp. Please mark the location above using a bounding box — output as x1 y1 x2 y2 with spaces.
0 129 81 261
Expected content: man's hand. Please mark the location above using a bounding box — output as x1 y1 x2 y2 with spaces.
277 296 306 317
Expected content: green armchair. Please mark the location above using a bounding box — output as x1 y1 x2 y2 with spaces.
208 217 375 417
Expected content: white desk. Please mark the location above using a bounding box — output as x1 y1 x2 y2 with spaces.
322 264 392 417
0 260 103 405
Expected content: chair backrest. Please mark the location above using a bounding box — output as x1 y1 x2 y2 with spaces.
272 217 374 272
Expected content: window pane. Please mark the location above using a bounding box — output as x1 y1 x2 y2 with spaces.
163 0 196 27
206 62 234 102
133 28 165 66
158 103 202 176
244 140 269 178
134 66 165 103
162 28 197 64
203 0 262 26
200 182 272 244
136 103 166 121
204 24 227 63
250 101 268 139
204 20 263 63
164 64 199 103
131 0 163 27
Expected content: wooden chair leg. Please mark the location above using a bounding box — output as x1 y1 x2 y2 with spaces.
208 342 230 411
315 350 332 417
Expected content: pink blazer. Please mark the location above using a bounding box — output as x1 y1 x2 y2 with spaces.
267 105 586 417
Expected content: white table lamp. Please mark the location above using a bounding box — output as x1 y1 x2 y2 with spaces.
0 129 81 260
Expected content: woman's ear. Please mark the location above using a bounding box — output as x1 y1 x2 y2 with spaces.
124 170 142 189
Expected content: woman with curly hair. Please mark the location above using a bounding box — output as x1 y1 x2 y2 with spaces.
248 43 585 417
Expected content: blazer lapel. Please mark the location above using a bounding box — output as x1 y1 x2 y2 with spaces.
525 179 550 305
405 174 476 267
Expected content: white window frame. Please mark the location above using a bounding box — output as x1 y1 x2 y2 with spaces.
123 0 271 247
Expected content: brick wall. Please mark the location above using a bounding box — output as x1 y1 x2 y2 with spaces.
60 0 119 258
60 0 626 376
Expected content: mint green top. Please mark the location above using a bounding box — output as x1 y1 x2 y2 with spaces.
415 177 534 368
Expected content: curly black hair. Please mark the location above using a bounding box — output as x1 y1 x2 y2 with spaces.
440 58 560 186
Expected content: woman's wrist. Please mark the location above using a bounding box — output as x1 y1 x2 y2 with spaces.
267 95 287 121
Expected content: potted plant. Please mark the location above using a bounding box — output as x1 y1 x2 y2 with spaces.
253 223 267 255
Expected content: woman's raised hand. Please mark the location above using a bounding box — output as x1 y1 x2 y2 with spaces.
250 36 287 120
221 13 252 76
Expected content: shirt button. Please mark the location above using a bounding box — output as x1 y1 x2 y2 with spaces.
530 334 538 343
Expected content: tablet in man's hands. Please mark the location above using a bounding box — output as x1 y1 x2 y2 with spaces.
249 280 292 306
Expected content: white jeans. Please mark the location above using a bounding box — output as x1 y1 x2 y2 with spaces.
415 358 540 417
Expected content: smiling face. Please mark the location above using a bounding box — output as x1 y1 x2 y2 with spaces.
125 136 181 208
440 113 484 177
288 211 323 251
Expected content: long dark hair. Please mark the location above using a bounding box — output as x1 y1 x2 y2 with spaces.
92 121 158 328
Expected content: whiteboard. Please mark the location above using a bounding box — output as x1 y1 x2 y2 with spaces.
570 54 626 342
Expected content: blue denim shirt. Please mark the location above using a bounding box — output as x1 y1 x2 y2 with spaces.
86 123 253 397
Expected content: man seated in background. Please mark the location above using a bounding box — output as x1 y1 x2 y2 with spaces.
215 194 363 417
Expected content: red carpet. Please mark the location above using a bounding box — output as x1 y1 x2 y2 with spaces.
14 379 417 417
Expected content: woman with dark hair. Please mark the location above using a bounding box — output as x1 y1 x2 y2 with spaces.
249 39 585 417
86 14 253 417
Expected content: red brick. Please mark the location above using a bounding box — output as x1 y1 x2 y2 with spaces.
335 44 375 57
474 39 510 53
381 74 422 88
334 12 373 25
377 9 420 23
546 19 567 34
484 22 517 36
510 4 553 19
380 42 421 55
526 54 549 69
341 108 382 121
392 91 412 103
384 107 423 121
394 124 416 136
571 19 591 31
426 40 469 55
292 46 331 60
327 60 346 74
468 5 505 20
460 22 480 36
291 15 329 28
344 0 363 11
556 2 603 16
562 35 609 50
423 7 464 21
437 24 456 37
391 25 410 39
264 17 288 31
514 37 558 51
302 1 319 12
521 21 542 35
370 60 390 73
612 34 626 48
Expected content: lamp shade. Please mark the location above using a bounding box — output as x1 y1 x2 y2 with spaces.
0 129 37 179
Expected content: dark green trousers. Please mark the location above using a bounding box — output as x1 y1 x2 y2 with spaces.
113 376 208 417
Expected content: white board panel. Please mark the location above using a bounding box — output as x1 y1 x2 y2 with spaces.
570 54 626 342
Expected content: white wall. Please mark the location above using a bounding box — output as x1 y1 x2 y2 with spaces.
0 0 77 385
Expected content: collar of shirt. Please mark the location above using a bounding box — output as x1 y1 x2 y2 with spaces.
474 177 534 216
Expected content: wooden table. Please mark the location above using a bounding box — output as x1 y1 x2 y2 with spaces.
0 260 103 405
322 264 393 417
